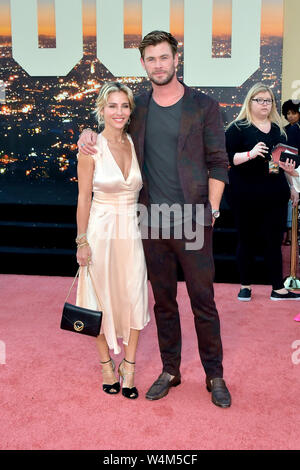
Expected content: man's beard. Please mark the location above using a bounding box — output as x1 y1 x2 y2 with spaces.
148 67 176 86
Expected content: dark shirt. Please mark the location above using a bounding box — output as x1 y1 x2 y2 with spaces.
285 122 300 152
143 96 185 205
143 96 185 227
225 120 290 204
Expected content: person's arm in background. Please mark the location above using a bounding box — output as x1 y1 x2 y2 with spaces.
279 158 300 206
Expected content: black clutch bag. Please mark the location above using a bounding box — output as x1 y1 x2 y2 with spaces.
60 267 103 337
280 151 300 169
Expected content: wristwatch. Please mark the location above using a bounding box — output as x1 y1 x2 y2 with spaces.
212 209 220 219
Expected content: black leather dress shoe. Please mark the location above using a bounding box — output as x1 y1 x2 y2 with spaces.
206 378 231 408
145 372 181 400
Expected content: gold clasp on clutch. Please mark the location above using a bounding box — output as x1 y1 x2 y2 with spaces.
74 320 84 332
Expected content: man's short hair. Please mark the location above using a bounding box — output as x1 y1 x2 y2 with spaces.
138 30 178 59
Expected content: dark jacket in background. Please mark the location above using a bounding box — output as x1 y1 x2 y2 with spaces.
285 122 300 152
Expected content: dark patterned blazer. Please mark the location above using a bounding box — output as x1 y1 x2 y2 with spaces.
128 83 229 225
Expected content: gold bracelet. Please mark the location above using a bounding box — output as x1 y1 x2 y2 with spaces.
75 233 87 244
77 242 89 248
76 239 88 246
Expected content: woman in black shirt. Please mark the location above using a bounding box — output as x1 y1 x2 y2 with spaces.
225 83 300 301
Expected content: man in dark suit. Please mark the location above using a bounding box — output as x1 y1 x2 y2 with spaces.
78 31 231 408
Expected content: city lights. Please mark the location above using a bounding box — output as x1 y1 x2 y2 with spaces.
0 34 283 201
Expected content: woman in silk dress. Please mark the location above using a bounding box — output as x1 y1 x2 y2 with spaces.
76 82 150 399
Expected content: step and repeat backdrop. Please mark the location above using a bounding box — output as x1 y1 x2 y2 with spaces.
0 0 284 205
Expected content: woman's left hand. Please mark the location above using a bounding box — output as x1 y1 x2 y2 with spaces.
290 186 299 207
279 158 298 176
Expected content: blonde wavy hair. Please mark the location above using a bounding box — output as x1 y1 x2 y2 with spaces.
227 83 286 136
94 81 135 127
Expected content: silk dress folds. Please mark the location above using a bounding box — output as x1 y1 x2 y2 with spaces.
76 133 150 354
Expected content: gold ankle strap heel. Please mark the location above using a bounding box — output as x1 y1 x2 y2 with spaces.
118 358 138 399
100 358 120 395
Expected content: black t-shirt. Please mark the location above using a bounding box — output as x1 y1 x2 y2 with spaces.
225 120 290 204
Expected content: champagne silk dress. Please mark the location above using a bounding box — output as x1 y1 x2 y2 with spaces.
76 133 150 354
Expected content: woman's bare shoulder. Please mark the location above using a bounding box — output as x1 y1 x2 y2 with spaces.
77 152 96 164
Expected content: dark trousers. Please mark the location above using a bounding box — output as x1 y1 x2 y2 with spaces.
232 200 287 290
142 226 223 380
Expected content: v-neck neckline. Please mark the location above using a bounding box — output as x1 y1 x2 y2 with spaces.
252 122 272 135
102 133 133 183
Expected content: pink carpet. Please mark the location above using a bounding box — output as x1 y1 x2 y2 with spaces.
0 274 299 450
